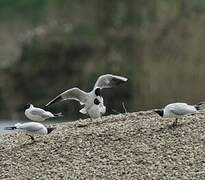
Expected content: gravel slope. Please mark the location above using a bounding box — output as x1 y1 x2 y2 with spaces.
0 111 205 179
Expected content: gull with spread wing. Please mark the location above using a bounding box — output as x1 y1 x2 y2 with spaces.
46 74 128 119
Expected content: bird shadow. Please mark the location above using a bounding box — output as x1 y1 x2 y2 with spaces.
6 139 44 152
155 121 193 133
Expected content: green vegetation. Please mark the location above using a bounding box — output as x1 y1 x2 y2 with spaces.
0 0 205 120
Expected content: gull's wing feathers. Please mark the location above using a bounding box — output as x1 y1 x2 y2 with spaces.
18 122 44 132
30 109 51 118
46 87 89 107
168 103 196 115
94 74 128 89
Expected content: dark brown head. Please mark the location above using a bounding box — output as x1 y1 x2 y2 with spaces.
95 88 101 96
154 109 164 117
47 127 55 134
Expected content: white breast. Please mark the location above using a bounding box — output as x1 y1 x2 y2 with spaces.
87 105 102 119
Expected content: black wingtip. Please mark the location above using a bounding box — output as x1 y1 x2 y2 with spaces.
4 126 17 130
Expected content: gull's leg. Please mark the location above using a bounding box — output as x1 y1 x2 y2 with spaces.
28 134 35 142
172 118 178 127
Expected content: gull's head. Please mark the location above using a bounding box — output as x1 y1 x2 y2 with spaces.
154 109 164 117
94 98 100 105
47 127 55 134
95 88 101 96
24 104 33 110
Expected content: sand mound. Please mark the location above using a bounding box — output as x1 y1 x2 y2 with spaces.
0 111 205 179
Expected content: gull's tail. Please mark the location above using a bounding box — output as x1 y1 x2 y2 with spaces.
54 112 63 117
79 108 87 114
5 123 21 130
4 126 17 130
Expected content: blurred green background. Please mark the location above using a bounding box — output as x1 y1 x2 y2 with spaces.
0 0 205 120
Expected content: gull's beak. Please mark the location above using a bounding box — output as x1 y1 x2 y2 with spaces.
154 109 164 117
47 127 56 134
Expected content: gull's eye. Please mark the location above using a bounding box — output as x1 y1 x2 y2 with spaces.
94 98 100 105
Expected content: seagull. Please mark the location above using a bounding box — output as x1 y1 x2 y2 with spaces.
25 104 62 122
4 122 55 142
84 98 106 119
154 102 199 127
46 74 128 119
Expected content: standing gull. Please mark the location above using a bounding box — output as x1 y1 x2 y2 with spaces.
46 74 128 119
4 122 55 142
154 102 199 127
25 104 62 122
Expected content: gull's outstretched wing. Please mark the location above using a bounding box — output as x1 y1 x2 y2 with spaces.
94 74 128 89
46 87 89 107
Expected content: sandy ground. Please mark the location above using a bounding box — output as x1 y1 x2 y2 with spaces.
1 110 205 179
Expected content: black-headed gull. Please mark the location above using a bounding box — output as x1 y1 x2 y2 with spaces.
4 122 55 142
46 74 128 119
83 98 106 119
154 102 199 127
25 104 62 121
